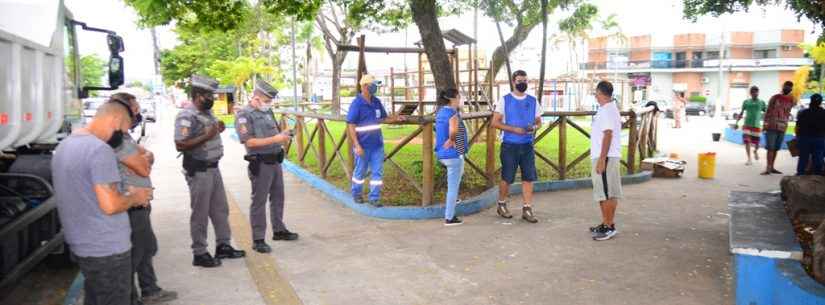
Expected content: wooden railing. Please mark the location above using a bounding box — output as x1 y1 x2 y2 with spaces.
273 105 659 206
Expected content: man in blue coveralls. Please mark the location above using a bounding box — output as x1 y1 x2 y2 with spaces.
346 74 403 207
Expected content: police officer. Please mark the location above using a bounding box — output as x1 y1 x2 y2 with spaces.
175 75 245 268
235 80 298 254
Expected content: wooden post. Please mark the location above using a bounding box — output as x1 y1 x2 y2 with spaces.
422 122 434 205
627 112 638 174
296 116 305 166
404 66 411 102
486 116 496 187
418 53 425 116
318 119 327 178
558 115 567 180
390 67 396 115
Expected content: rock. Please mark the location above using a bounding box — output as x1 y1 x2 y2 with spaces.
813 220 825 284
780 176 825 224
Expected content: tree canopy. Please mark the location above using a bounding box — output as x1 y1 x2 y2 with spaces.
682 0 825 41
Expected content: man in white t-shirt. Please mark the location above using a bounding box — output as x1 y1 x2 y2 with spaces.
589 81 623 241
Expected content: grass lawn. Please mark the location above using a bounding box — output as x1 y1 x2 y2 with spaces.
285 119 638 206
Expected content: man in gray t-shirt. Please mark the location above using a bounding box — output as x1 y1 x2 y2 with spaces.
52 101 152 305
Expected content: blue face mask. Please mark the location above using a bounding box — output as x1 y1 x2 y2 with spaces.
367 83 378 95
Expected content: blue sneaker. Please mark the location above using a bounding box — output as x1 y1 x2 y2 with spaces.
592 224 618 241
353 195 365 204
368 200 383 207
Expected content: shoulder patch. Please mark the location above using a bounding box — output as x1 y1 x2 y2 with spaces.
178 119 192 127
238 117 247 124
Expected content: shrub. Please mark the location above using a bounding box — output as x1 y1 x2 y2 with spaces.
688 95 707 103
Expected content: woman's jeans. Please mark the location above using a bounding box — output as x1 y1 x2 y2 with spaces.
797 136 825 175
440 157 464 220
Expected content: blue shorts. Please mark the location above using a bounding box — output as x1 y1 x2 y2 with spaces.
764 130 785 151
500 142 538 184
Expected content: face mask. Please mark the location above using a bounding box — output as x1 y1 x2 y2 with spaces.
782 87 792 95
515 82 528 93
107 130 124 148
130 113 143 130
368 83 378 95
201 96 215 110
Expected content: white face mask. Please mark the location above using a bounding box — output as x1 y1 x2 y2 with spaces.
256 98 273 111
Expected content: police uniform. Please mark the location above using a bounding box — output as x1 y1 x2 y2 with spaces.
234 80 293 243
174 75 235 259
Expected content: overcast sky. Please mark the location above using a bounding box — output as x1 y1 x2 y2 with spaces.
61 0 822 84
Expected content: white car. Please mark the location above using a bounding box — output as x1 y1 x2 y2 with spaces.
81 98 107 125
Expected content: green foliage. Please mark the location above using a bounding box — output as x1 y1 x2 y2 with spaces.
558 3 598 35
340 88 357 97
682 0 825 41
124 0 250 31
689 95 708 103
207 57 281 91
79 54 106 88
481 0 577 27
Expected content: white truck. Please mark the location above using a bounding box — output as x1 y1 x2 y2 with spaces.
0 0 125 290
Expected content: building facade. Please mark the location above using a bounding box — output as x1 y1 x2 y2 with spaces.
583 29 812 110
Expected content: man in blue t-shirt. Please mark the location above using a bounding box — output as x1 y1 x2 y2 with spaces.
492 70 542 223
346 74 403 206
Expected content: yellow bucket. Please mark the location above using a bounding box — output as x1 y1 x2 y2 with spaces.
698 152 716 179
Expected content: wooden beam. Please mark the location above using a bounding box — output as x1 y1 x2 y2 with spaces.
337 44 456 54
386 158 423 194
318 119 327 178
627 111 638 174
422 122 434 206
485 117 496 188
384 126 424 161
558 115 567 180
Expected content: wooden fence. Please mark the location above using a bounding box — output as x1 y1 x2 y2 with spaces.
273 106 659 206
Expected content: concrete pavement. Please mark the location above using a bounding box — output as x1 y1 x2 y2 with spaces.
138 108 796 305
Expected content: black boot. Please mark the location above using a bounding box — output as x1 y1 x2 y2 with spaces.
192 253 221 268
272 230 299 241
252 240 272 253
215 244 246 259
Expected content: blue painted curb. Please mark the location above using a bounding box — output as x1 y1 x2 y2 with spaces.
63 272 83 305
282 160 652 220
735 255 825 305
724 127 793 150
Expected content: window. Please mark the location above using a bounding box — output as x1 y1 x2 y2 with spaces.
753 49 776 59
63 21 78 93
705 51 720 60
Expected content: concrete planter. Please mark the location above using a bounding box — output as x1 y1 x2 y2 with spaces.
729 191 825 305
724 127 794 150
282 160 652 220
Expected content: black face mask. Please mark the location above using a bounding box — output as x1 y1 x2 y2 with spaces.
107 130 124 148
201 97 215 110
130 113 143 130
515 82 528 93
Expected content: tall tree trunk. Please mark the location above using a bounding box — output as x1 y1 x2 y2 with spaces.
331 52 346 114
484 22 535 88
410 0 456 94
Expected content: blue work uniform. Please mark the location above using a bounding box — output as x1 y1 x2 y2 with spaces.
346 93 387 202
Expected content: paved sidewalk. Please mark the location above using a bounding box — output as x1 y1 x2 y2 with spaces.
141 111 795 305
